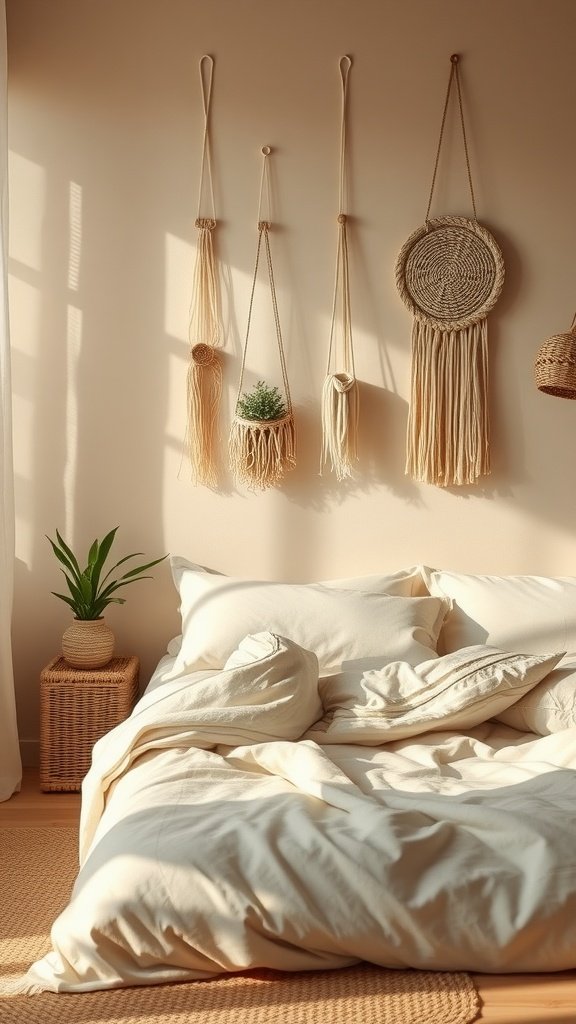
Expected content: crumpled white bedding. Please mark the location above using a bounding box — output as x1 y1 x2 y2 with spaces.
20 632 576 993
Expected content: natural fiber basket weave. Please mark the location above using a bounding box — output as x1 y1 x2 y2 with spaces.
40 656 139 791
395 215 505 331
534 317 576 398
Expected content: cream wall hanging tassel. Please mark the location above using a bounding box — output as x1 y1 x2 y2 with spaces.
185 55 222 488
229 147 296 490
395 54 505 487
321 55 359 482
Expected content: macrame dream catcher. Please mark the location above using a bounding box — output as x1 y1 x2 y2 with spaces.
229 147 296 490
395 54 505 487
185 55 222 488
321 55 359 481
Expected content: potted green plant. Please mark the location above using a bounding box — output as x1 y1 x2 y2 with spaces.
236 380 287 421
47 527 167 669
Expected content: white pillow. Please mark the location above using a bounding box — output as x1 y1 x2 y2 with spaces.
169 557 447 675
494 657 576 734
423 569 576 658
166 562 428 657
307 646 563 744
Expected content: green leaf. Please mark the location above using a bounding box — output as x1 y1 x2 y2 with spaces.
51 591 79 612
62 571 84 606
87 539 99 568
90 527 119 595
79 572 94 604
46 536 82 587
55 530 82 579
96 575 153 602
99 550 144 589
118 555 168 581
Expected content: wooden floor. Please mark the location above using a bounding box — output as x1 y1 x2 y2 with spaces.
2 769 576 1023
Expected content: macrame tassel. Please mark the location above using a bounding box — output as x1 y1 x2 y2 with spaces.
321 372 359 481
0 974 47 996
229 413 296 491
185 218 222 487
406 319 490 487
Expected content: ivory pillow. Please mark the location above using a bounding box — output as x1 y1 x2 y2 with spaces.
169 557 447 675
423 569 576 658
494 658 576 734
308 646 563 744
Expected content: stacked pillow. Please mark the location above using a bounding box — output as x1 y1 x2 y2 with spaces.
164 560 575 736
168 558 447 677
423 569 576 734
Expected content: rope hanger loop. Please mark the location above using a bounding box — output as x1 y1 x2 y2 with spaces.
424 53 477 226
196 53 216 225
337 55 352 216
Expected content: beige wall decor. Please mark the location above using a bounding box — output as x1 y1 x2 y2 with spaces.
184 55 223 489
320 56 359 482
229 147 296 490
396 54 504 487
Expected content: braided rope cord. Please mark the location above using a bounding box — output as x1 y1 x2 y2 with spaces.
425 54 477 225
326 55 355 379
235 148 292 414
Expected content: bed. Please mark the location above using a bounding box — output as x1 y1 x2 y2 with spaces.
20 560 576 993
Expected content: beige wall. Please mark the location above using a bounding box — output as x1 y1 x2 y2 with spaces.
7 0 576 761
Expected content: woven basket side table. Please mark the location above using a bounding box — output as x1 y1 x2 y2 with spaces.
40 655 140 792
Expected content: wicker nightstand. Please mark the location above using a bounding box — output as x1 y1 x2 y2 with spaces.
40 655 140 792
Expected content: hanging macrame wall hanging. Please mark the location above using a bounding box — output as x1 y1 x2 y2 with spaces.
229 147 296 490
321 55 359 481
395 54 505 487
185 55 222 488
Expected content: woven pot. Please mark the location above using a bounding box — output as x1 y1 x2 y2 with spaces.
61 618 115 669
534 326 576 399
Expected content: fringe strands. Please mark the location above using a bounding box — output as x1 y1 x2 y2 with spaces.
321 371 359 481
229 413 296 491
406 319 490 487
185 217 222 488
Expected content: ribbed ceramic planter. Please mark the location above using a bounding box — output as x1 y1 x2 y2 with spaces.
61 618 115 669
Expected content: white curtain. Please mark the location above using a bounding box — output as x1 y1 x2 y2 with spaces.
0 0 22 801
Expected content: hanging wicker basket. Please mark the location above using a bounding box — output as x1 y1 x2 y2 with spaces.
534 317 576 399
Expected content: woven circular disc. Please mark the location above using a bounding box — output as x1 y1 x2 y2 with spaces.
191 342 218 367
395 215 505 331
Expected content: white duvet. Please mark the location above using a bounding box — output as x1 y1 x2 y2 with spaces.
21 632 576 993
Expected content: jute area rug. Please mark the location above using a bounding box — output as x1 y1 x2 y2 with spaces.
0 826 480 1024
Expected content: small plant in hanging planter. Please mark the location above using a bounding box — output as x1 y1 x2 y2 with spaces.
236 380 287 421
47 527 167 670
230 380 295 491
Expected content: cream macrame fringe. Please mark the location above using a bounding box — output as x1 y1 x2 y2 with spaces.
0 974 47 996
229 413 296 491
406 319 490 486
185 218 222 487
321 372 359 481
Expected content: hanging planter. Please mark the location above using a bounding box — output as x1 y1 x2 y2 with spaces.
230 380 295 490
229 148 296 491
320 57 359 482
395 54 505 487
